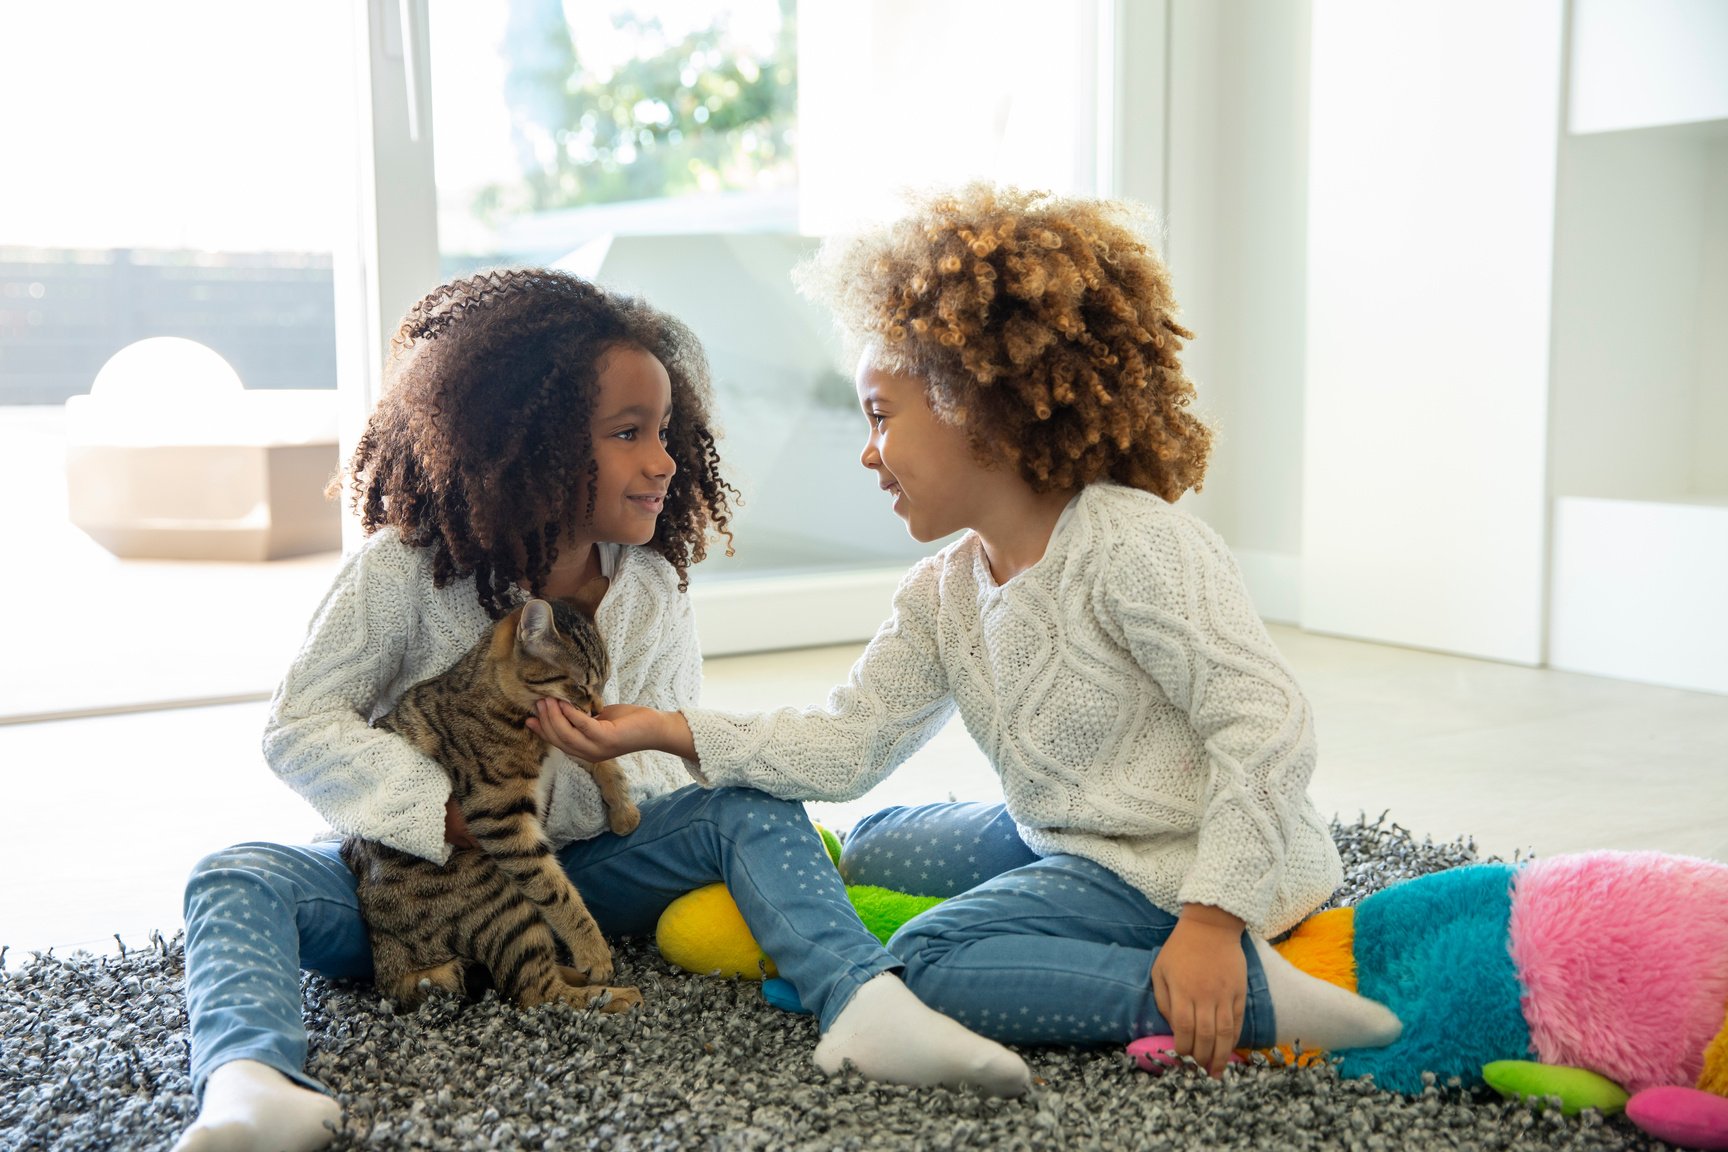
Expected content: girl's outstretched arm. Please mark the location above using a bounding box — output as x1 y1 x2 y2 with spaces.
676 558 956 802
538 556 957 804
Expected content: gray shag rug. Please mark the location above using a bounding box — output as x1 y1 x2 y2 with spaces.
2 815 1674 1151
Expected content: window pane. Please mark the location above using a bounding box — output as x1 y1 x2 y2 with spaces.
431 0 799 268
428 1 938 580
424 2 1104 588
0 2 348 719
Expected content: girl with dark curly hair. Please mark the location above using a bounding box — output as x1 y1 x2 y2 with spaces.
174 269 1028 1152
541 187 1404 1082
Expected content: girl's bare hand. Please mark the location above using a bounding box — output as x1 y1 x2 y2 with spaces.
527 700 695 762
1151 905 1249 1078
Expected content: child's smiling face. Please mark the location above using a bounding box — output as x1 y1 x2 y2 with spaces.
580 344 676 545
855 347 993 543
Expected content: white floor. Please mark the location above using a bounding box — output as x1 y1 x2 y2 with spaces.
3 626 1724 963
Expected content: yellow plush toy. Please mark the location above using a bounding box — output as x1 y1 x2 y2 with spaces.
655 823 942 980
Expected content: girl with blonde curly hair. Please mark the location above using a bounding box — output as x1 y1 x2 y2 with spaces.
175 269 1029 1152
541 186 1403 1081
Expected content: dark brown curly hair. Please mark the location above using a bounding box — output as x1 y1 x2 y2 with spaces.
341 268 735 617
796 183 1211 501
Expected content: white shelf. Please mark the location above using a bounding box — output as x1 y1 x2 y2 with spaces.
1549 496 1728 694
1569 0 1728 135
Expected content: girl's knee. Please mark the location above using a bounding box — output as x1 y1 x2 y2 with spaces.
837 806 908 880
702 786 809 826
885 910 955 978
185 842 348 912
187 843 296 891
846 805 908 844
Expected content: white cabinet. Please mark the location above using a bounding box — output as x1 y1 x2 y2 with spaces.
1548 2 1728 693
1303 0 1728 690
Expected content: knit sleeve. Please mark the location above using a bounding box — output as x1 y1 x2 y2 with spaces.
262 536 453 863
1097 510 1319 933
681 558 955 802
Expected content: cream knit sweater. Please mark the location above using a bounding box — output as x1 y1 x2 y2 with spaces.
684 483 1343 936
263 527 701 863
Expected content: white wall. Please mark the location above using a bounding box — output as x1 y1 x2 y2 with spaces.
1695 140 1728 497
1162 0 1312 623
1300 0 1563 665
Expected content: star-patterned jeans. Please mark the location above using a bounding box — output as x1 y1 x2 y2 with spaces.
181 785 898 1098
838 801 1275 1048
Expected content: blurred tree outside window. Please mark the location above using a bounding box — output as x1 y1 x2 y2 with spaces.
436 0 797 266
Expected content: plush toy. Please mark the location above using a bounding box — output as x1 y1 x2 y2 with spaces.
656 845 1728 1149
654 825 942 980
1296 851 1728 1150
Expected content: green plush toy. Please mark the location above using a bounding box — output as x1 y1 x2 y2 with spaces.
653 824 944 981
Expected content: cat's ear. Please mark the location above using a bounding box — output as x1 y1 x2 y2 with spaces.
518 599 556 644
566 575 609 620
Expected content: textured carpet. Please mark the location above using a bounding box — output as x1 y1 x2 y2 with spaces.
1 816 1673 1151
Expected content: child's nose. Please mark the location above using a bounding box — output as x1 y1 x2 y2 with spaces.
859 438 880 470
650 439 676 477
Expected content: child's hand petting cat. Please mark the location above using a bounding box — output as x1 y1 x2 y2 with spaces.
528 699 698 763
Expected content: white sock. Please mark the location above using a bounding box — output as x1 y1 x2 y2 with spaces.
1252 937 1403 1053
172 1059 340 1152
814 972 1032 1097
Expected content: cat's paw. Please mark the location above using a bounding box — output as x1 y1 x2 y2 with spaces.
556 983 643 1014
607 804 641 836
383 960 465 1009
562 950 615 985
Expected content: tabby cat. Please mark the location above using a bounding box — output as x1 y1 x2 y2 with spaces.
341 586 643 1013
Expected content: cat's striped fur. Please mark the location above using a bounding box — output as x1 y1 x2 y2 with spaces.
341 586 643 1013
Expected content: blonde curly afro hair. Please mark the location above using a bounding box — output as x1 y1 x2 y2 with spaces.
797 183 1211 501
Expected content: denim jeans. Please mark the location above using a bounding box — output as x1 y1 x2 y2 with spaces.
840 801 1275 1048
182 785 897 1098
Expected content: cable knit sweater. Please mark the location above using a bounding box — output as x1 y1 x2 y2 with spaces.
264 527 701 864
684 483 1343 937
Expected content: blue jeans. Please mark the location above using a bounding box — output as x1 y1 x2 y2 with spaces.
182 786 898 1098
840 802 1275 1048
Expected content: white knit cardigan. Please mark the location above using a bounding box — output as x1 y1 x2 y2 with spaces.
263 527 701 863
684 483 1343 936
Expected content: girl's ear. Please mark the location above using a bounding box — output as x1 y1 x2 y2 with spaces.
518 598 556 643
567 575 609 620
